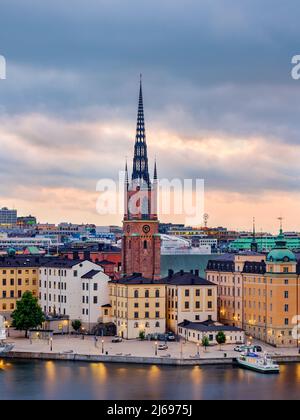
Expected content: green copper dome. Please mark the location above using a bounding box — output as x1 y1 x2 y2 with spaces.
266 229 297 263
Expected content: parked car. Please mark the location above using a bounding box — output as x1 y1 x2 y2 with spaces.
166 333 176 341
112 336 122 343
158 344 168 351
234 345 246 352
253 345 263 352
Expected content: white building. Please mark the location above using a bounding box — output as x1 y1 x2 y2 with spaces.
39 259 110 329
178 320 245 346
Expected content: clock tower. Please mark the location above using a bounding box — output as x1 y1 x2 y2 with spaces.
122 78 161 280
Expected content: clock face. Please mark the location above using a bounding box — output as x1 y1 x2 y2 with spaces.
142 224 151 234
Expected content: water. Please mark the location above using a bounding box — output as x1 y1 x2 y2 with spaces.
0 360 300 400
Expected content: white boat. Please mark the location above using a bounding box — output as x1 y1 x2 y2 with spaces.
237 351 280 374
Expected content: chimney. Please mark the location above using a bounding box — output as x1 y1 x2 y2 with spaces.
83 250 90 261
195 269 199 277
168 269 174 278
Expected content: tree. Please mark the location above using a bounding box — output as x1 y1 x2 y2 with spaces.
11 291 45 338
216 331 226 350
202 336 210 351
139 330 145 340
72 320 82 334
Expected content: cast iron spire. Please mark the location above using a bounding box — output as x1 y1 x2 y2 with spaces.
132 75 150 188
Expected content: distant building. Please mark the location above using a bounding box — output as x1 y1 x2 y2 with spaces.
229 234 300 252
17 215 37 228
0 207 17 227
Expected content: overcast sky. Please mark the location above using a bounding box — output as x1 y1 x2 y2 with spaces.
0 0 300 231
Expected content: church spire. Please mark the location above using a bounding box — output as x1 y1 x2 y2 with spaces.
132 75 150 187
154 158 158 181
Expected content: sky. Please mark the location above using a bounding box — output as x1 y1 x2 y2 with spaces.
0 0 300 232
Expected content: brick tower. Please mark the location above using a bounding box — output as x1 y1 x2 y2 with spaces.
122 77 161 280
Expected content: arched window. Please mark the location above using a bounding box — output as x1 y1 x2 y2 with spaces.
134 322 139 328
155 290 160 298
143 240 147 250
145 289 149 298
134 290 139 299
155 322 160 328
145 322 150 328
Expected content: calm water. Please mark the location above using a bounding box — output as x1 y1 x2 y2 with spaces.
0 359 300 400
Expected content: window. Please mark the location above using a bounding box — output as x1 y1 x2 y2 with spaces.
134 302 139 308
73 270 78 277
208 289 212 297
145 302 149 308
10 279 14 286
284 291 289 299
208 301 213 309
134 322 139 328
185 302 189 309
145 312 149 318
145 290 149 298
93 296 98 304
195 315 200 321
93 283 98 291
185 289 189 297
284 304 289 313
134 312 139 319
155 290 160 298
155 311 160 318
284 279 289 285
143 240 147 249
283 267 289 273
155 322 160 328
196 289 200 297
155 302 160 308
285 318 289 326
195 301 200 309
134 290 139 299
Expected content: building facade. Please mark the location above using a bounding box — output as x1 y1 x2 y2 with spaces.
39 259 110 330
0 256 42 321
109 275 166 339
0 207 17 227
207 230 300 347
164 271 218 334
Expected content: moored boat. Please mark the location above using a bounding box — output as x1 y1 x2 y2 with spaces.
237 352 280 374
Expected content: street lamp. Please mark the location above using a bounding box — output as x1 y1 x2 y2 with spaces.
102 339 104 354
155 341 158 356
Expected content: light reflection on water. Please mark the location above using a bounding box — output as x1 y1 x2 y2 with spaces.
0 359 300 400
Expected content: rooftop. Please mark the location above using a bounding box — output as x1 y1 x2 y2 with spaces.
81 269 102 279
162 271 216 286
178 320 243 333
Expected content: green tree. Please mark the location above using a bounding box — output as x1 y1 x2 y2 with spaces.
202 336 210 351
11 291 45 338
139 330 145 340
216 331 226 350
72 320 82 333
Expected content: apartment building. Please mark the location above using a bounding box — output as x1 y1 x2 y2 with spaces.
39 259 110 329
0 255 43 321
164 270 217 334
109 274 166 339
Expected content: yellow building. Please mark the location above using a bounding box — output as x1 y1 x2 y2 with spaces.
206 230 300 348
165 270 217 334
109 274 166 339
206 253 266 329
0 256 42 321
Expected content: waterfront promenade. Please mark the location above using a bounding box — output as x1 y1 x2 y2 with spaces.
3 332 300 365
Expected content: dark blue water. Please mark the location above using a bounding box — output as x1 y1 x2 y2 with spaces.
0 360 299 400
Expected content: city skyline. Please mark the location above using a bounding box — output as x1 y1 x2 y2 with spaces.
1 1 300 232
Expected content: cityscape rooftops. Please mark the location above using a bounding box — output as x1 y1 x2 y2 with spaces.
0 255 49 267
